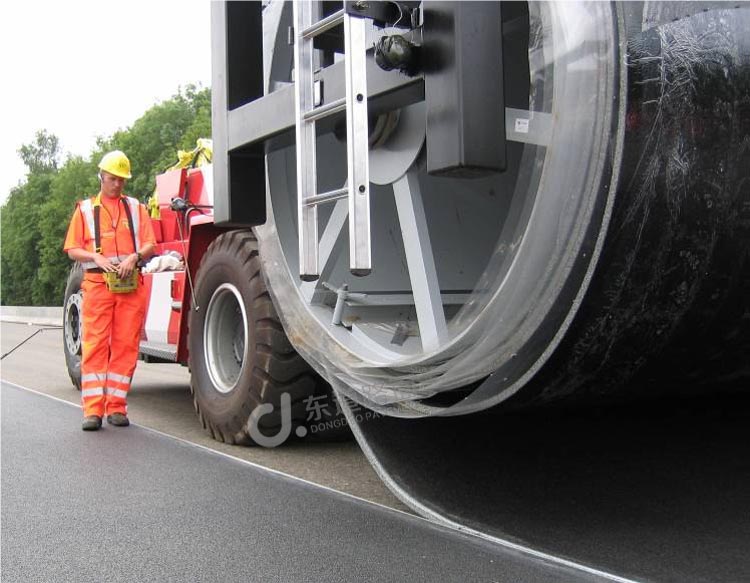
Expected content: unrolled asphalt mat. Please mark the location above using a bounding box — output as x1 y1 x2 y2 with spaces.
1 382 607 583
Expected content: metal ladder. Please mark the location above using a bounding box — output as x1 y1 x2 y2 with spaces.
293 2 371 281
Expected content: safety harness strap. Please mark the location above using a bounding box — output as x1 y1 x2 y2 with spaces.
79 195 141 269
91 194 138 255
120 197 138 254
93 205 103 254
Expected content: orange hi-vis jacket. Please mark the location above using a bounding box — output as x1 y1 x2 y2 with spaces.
64 193 156 418
64 193 155 281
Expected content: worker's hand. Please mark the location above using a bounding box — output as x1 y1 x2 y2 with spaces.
116 253 139 278
93 254 118 273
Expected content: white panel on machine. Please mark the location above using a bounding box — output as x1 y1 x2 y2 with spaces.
144 272 175 345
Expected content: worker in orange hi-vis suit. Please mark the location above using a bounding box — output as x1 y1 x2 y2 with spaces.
63 151 156 431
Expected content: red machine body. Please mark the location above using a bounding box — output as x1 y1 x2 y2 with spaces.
139 166 218 365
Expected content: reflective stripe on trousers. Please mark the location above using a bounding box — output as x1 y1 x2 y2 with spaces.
80 372 107 416
80 277 147 417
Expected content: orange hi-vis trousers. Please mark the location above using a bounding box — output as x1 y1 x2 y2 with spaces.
80 278 147 418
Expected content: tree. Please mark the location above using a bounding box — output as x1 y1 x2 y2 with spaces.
1 174 52 305
179 85 212 151
17 130 61 174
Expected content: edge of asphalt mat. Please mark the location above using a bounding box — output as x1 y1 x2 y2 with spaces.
2 380 640 583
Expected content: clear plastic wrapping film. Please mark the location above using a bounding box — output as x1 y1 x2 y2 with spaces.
256 1 750 418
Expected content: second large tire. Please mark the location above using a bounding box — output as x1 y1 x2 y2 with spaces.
188 230 348 445
62 263 83 391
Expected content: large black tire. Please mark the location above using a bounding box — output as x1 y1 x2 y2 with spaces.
62 263 83 391
188 230 349 445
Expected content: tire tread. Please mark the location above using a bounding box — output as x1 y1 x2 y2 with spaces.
188 230 347 445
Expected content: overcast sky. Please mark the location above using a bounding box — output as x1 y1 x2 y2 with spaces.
0 1 212 204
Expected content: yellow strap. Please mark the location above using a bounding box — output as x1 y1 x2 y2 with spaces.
147 138 213 219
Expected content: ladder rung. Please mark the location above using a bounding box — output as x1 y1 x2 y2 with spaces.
305 188 348 206
302 9 345 39
303 97 346 123
294 2 371 279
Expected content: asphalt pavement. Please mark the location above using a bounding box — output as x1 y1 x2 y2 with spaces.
4 321 748 582
0 321 400 508
1 382 606 583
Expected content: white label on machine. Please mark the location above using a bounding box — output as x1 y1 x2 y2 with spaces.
514 118 530 134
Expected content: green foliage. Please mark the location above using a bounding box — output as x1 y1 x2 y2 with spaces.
1 175 52 305
17 130 61 174
1 85 211 306
179 85 213 153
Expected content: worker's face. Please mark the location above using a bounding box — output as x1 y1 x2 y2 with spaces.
100 171 127 198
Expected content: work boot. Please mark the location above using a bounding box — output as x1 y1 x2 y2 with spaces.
107 413 130 427
82 416 102 431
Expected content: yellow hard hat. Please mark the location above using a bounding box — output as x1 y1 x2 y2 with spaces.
98 150 132 179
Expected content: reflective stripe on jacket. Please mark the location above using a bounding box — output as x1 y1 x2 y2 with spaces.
78 196 141 269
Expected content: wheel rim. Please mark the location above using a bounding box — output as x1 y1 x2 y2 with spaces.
203 283 249 394
259 1 623 410
64 291 82 356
